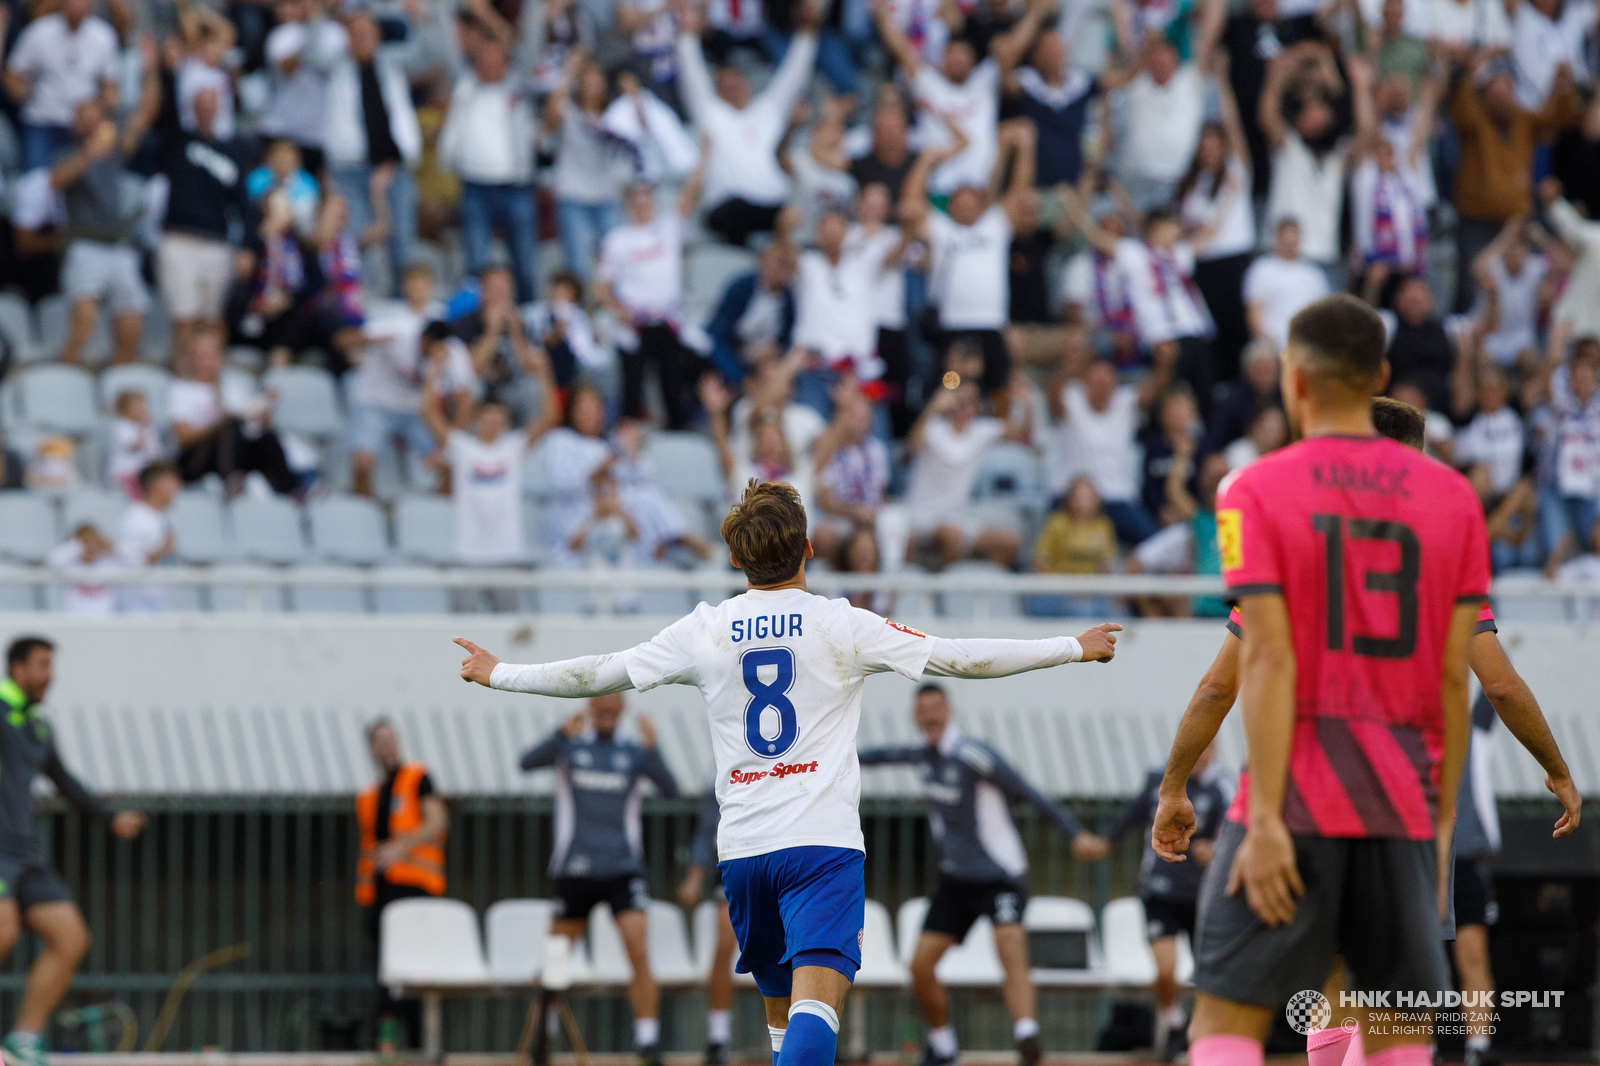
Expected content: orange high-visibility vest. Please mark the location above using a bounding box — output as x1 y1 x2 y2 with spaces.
355 762 446 905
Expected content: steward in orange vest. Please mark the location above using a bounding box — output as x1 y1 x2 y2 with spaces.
356 721 447 906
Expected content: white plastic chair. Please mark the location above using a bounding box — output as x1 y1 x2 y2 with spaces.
693 899 756 988
485 899 556 985
230 496 306 564
646 900 703 986
264 365 343 438
168 491 230 564
0 492 58 563
309 494 390 564
1023 896 1105 987
1100 896 1191 986
584 903 635 987
855 900 908 988
896 898 1003 987
378 898 493 1059
17 364 97 434
99 363 173 423
975 442 1043 500
394 494 455 564
61 486 126 536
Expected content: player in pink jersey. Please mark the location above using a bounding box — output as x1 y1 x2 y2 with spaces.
1147 396 1580 1066
1177 296 1491 1066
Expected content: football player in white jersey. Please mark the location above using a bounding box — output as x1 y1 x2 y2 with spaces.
456 480 1121 1066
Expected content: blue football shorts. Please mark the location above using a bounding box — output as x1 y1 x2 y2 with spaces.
718 845 865 998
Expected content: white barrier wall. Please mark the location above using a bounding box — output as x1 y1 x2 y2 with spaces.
2 614 1593 798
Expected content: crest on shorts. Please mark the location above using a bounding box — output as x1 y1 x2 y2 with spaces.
886 620 926 638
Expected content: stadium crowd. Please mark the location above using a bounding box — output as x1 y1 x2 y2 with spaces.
1 0 1600 613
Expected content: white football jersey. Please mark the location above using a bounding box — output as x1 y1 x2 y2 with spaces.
624 587 933 861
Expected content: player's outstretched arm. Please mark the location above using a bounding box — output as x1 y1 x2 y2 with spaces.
1469 633 1581 837
921 623 1121 679
857 745 925 766
456 638 637 696
1153 632 1241 863
984 746 1111 860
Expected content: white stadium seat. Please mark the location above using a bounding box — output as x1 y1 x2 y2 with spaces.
694 900 756 987
485 898 556 985
98 363 173 423
394 494 455 564
1024 896 1106 986
643 432 724 503
646 900 703 985
584 903 635 986
1101 896 1191 986
231 496 307 564
309 494 390 565
265 365 343 438
62 486 126 537
16 364 98 435
0 492 58 563
379 898 493 1059
168 491 230 564
854 900 908 988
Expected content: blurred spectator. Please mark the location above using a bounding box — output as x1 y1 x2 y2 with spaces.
109 391 164 499
849 184 916 435
260 0 344 173
1138 387 1202 527
837 524 890 614
847 85 917 199
1391 380 1456 458
420 346 558 610
786 96 857 245
903 381 1028 570
876 0 1000 197
1510 0 1592 109
904 119 1034 414
541 383 618 562
1220 0 1321 201
707 391 814 512
617 0 681 106
810 390 890 562
454 264 540 419
175 4 238 142
595 164 707 430
313 8 420 296
1129 449 1230 617
1471 218 1546 370
115 461 180 613
1370 0 1429 86
347 308 453 497
1031 475 1119 616
725 353 827 478
544 57 630 282
791 209 908 417
1222 404 1289 468
1114 36 1213 212
0 429 25 490
229 189 314 362
248 140 321 237
705 243 797 383
50 43 162 365
158 86 249 352
1542 178 1600 351
1350 81 1435 281
1486 473 1541 572
702 0 765 60
1533 345 1600 576
1260 45 1362 285
5 0 122 171
1176 66 1253 380
439 36 540 302
609 420 712 563
8 166 67 309
27 437 81 490
1243 220 1328 354
534 0 596 94
1552 520 1600 617
1455 363 1526 497
170 329 301 495
1428 0 1511 54
677 1 817 245
525 272 609 389
1378 273 1459 414
1452 54 1578 311
1050 358 1161 544
1060 193 1139 367
567 466 642 575
47 523 120 616
1001 17 1099 189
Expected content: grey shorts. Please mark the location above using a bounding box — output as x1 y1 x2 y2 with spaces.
0 854 72 912
1193 821 1450 1007
63 240 149 316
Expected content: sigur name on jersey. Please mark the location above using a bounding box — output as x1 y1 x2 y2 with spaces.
731 614 806 642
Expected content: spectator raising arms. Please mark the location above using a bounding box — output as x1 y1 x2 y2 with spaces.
675 0 818 246
545 56 631 282
594 152 708 430
5 0 122 170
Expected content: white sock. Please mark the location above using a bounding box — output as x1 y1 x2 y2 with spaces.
708 1009 733 1045
1161 1004 1187 1028
789 1000 840 1033
634 1018 660 1048
928 1025 959 1058
1014 1018 1039 1042
1466 1034 1491 1052
769 1026 787 1052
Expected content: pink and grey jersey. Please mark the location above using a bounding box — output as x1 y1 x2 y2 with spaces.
1216 434 1491 840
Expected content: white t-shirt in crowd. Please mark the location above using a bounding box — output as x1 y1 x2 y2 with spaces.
623 586 935 859
927 206 1012 330
1382 111 1438 209
1479 253 1548 365
1051 382 1141 500
178 59 237 142
47 538 120 616
354 306 477 413
1430 0 1512 45
115 501 172 612
847 224 907 330
1243 253 1330 352
793 230 901 375
6 13 120 128
168 376 259 433
913 60 1001 195
261 19 346 146
1117 63 1204 183
1455 406 1526 495
1511 0 1595 108
905 416 1007 527
448 430 529 565
109 417 164 485
1114 238 1209 346
1265 133 1348 264
1179 158 1255 260
597 214 684 323
1359 0 1433 37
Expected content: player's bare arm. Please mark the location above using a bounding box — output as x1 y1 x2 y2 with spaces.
1469 634 1581 836
1227 593 1303 928
1435 602 1478 916
1153 632 1240 862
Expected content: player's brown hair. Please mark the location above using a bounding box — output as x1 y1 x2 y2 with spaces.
1287 294 1388 393
1371 396 1426 450
721 479 809 586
